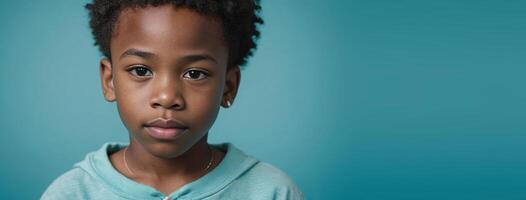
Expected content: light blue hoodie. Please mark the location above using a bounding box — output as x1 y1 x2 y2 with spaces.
41 142 304 200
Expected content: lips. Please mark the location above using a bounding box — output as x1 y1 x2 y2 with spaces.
144 118 188 140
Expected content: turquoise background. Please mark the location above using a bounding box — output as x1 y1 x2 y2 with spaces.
1 0 525 199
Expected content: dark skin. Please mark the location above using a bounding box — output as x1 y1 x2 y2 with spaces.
99 5 240 195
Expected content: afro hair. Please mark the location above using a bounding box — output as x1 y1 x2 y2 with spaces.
85 0 263 69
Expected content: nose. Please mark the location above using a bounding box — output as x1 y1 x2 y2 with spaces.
150 75 185 110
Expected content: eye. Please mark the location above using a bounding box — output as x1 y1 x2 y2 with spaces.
128 66 152 77
183 70 208 80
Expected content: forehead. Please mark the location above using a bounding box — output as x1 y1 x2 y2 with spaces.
110 5 227 63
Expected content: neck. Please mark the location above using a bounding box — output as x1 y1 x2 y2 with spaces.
124 135 212 180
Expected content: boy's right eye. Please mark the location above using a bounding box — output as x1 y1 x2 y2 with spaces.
128 66 152 77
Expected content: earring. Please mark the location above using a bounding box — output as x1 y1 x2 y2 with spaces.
226 100 232 108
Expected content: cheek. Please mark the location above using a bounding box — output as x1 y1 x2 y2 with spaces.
114 79 150 131
186 84 223 129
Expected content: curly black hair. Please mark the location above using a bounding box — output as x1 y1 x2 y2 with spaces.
85 0 263 69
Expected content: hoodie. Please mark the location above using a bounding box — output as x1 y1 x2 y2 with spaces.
41 142 304 200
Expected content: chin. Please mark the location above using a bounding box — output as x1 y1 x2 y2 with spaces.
133 127 207 159
142 138 195 159
145 141 182 158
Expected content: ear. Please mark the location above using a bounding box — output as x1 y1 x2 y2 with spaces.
222 66 241 108
100 58 116 102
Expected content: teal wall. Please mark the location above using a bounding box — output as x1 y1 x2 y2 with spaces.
1 0 525 199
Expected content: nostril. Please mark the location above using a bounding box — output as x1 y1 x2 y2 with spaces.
170 103 184 110
151 102 184 110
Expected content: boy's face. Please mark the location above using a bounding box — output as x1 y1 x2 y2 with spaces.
100 5 239 158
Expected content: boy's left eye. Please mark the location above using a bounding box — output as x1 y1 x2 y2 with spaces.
183 70 208 80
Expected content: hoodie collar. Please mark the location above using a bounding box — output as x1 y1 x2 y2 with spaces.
74 142 259 200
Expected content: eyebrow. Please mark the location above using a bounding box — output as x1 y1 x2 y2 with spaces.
180 54 217 64
120 48 156 60
119 48 217 64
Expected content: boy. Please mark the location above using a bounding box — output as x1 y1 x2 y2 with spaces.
41 0 304 199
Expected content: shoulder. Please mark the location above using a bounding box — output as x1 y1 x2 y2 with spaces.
250 162 297 185
216 143 305 200
40 167 113 199
40 168 91 199
233 161 305 200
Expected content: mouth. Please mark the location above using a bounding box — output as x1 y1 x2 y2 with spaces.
145 126 187 140
144 118 188 140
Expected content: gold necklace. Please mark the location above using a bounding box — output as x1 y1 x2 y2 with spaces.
123 145 214 176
